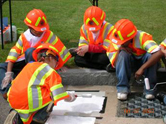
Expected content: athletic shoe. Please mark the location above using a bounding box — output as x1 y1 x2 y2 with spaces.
145 94 155 100
117 93 128 100
4 110 22 124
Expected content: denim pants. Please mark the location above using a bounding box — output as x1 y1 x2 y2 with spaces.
0 48 35 95
116 50 158 94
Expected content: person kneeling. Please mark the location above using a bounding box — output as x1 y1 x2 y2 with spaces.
4 43 76 124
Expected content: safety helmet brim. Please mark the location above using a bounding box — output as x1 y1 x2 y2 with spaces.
84 6 106 31
109 19 137 45
33 43 63 70
24 9 50 32
24 20 49 32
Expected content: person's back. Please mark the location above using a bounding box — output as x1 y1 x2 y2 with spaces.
5 43 76 124
8 62 57 110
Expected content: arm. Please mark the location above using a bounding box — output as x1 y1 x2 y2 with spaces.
135 50 163 78
48 71 75 105
88 44 106 53
106 42 120 68
1 62 14 89
77 44 106 56
1 35 23 89
135 33 161 78
76 25 89 56
7 61 14 72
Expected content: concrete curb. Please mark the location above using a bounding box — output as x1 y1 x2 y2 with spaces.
59 68 117 85
59 68 166 86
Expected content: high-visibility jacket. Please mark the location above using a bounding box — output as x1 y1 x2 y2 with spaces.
160 38 166 48
107 30 159 67
7 62 69 124
79 21 114 50
6 30 71 64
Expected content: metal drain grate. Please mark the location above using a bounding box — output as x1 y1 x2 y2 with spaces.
117 93 166 118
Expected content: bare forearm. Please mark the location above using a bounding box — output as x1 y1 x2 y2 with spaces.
140 50 163 71
7 62 14 72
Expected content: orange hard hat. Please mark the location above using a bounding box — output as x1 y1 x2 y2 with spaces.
109 19 137 45
33 43 63 70
84 6 106 31
24 9 49 32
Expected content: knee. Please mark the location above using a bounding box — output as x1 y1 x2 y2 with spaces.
0 62 7 68
2 93 7 100
118 51 131 62
145 53 152 60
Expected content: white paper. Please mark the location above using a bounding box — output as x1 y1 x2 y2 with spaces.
45 115 96 124
51 96 105 115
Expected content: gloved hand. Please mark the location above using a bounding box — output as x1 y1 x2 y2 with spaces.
1 72 14 89
65 91 76 102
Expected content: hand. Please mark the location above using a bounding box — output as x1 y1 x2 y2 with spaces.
1 72 14 89
76 45 89 56
65 91 76 102
135 68 144 79
58 66 68 72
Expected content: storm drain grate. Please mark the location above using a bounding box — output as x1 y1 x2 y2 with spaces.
117 93 166 118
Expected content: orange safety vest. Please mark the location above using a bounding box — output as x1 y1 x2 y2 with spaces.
160 38 166 48
107 30 159 67
7 62 69 124
6 30 71 65
79 22 114 50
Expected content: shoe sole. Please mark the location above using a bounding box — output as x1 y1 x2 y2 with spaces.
46 101 54 115
4 110 18 124
32 101 54 124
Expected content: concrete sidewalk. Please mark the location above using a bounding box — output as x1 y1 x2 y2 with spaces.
66 85 164 124
0 68 166 124
0 85 164 124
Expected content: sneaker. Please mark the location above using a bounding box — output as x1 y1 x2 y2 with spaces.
117 93 128 100
4 110 22 124
106 63 115 72
156 92 166 104
69 48 77 57
145 94 155 100
46 101 54 114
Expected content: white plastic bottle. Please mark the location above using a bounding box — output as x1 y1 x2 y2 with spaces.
144 78 150 90
9 25 17 42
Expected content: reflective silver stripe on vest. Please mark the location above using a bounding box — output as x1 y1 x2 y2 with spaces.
32 65 51 109
144 42 157 51
48 35 56 44
103 40 110 48
60 49 69 60
18 113 30 120
17 39 23 47
79 39 89 45
52 87 66 96
134 31 141 48
108 52 114 59
8 52 19 58
82 25 88 38
103 24 113 39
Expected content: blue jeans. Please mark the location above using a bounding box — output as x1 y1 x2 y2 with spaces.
116 50 158 94
0 48 35 95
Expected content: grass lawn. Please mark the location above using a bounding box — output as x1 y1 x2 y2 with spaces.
0 0 166 65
